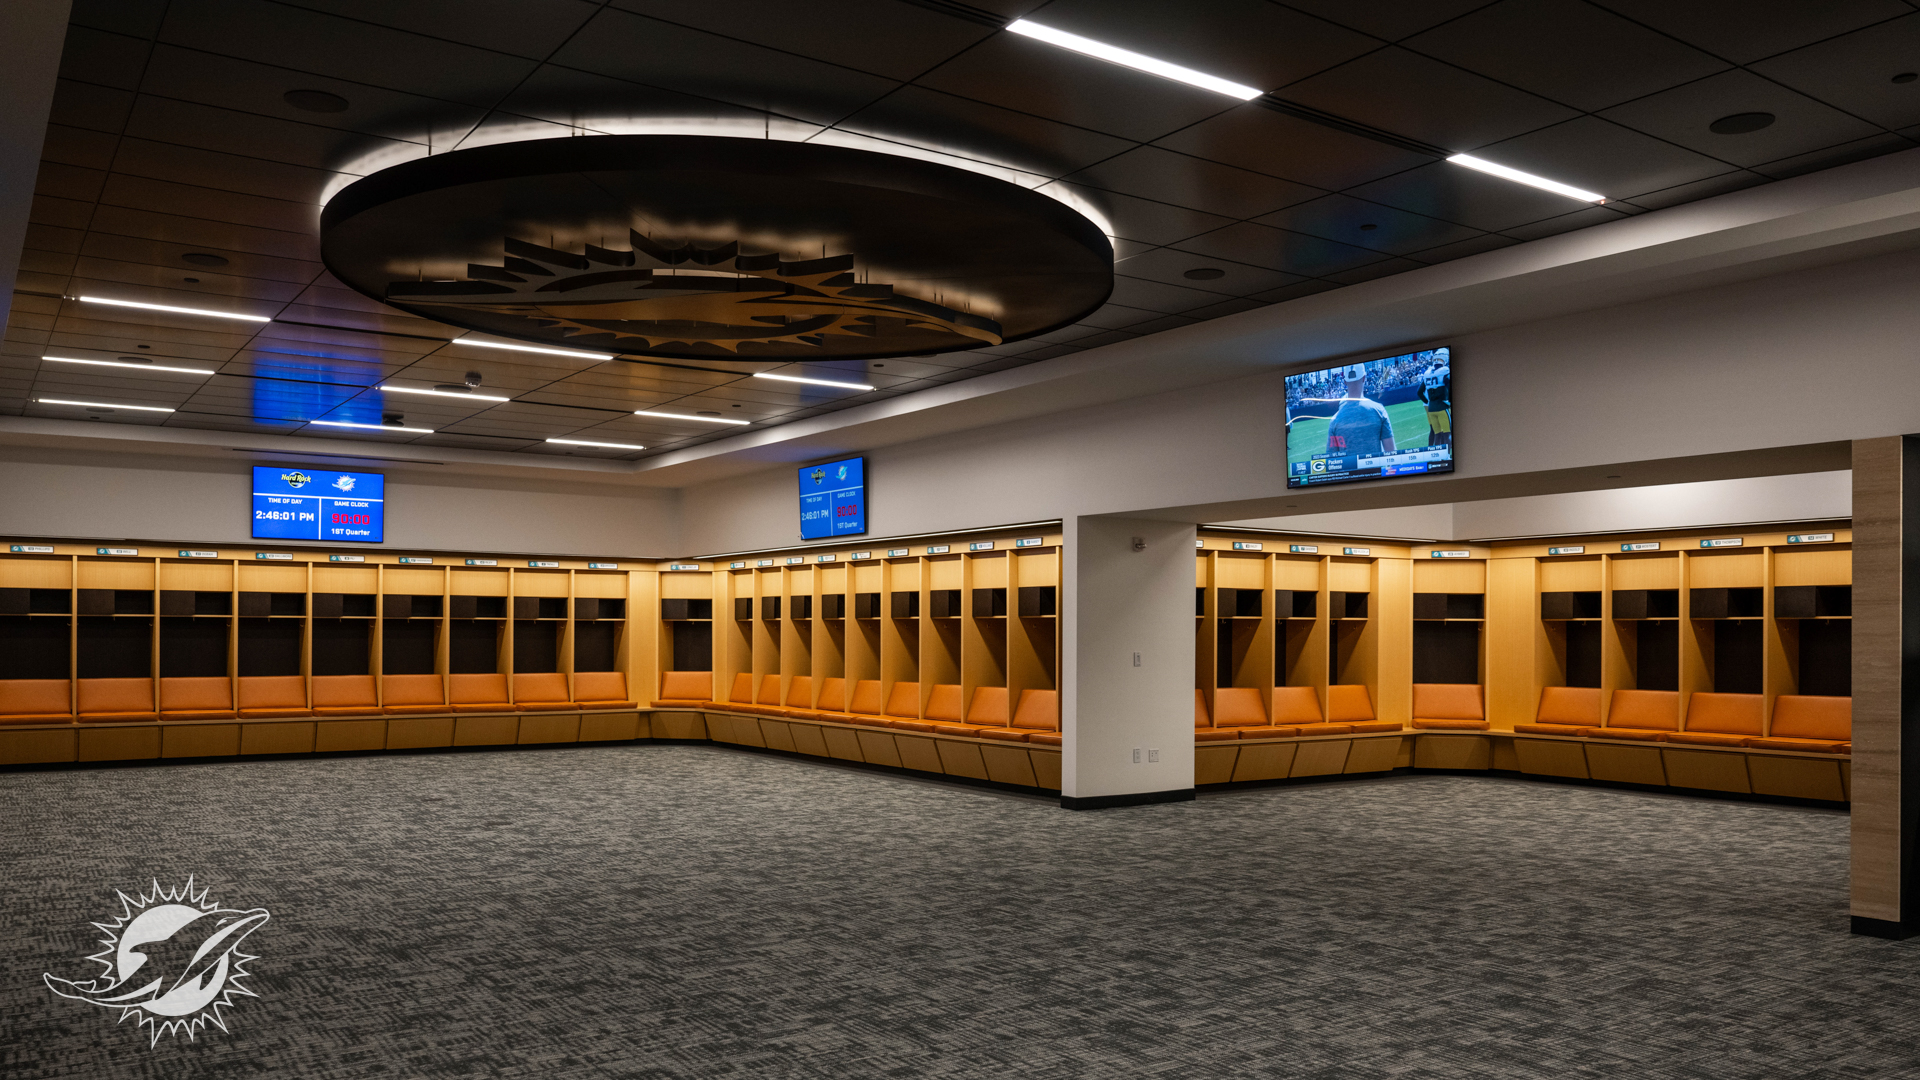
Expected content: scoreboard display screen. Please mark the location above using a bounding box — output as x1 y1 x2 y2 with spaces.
251 466 386 542
1285 347 1453 488
798 457 867 540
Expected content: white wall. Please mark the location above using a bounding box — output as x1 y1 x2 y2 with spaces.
1065 516 1196 800
0 447 681 557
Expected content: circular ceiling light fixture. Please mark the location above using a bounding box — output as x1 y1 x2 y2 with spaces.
284 89 348 113
1183 267 1225 280
1709 112 1775 134
321 135 1114 361
181 252 229 267
1894 72 1918 84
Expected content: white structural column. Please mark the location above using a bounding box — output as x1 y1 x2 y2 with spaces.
1061 515 1198 808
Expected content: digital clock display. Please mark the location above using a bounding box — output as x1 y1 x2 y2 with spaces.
798 456 866 540
251 466 385 543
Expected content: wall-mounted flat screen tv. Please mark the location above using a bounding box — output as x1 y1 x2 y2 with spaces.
252 466 386 542
798 456 867 540
1285 347 1452 489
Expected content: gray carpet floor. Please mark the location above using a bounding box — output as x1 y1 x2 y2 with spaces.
0 744 1910 1079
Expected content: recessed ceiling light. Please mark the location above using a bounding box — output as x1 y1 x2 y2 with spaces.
284 89 348 113
309 419 435 433
183 277 200 284
1444 154 1605 203
1359 223 1378 231
76 295 272 322
1709 111 1775 134
546 438 646 450
1006 19 1263 100
1894 72 1917 84
35 397 176 412
181 252 229 267
454 337 613 360
43 355 215 375
753 372 875 391
633 409 752 426
380 384 511 402
1183 268 1226 280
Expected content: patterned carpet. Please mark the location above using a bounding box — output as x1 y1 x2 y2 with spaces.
1 744 1911 1079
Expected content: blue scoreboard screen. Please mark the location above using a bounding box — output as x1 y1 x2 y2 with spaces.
798 457 867 540
251 466 386 543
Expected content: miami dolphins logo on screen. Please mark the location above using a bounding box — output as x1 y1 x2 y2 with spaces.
280 471 311 489
44 878 270 1046
332 475 356 492
836 465 848 481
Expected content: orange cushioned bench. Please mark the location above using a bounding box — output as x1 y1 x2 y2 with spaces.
719 672 757 713
1239 685 1316 739
785 676 846 719
0 678 73 724
776 675 813 717
449 673 513 713
1514 686 1601 736
1668 692 1763 747
1411 683 1488 730
159 676 235 721
311 675 381 717
78 677 157 723
237 675 311 719
1590 689 1678 741
1211 687 1274 740
572 671 637 710
651 670 713 708
382 674 447 715
880 681 932 732
1013 690 1062 746
732 673 785 717
1300 684 1402 735
1749 694 1851 754
1193 689 1236 742
929 684 1003 738
827 679 886 725
512 672 574 712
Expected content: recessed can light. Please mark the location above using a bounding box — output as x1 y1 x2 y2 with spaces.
1894 72 1918 84
181 252 229 267
1709 112 1775 134
284 89 348 113
183 277 200 284
1183 267 1225 280
1359 223 1378 231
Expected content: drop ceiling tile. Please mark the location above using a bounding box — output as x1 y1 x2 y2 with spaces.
1032 322 1116 344
87 205 319 262
70 0 168 38
1749 131 1915 180
1276 0 1492 43
1255 194 1483 256
1599 69 1884 171
1500 203 1636 242
1246 280 1341 304
1072 303 1164 330
1171 222 1388 278
97 174 314 235
35 161 107 203
1753 13 1920 130
1279 46 1579 153
274 303 449 338
28 402 170 425
25 223 86 255
1344 159 1586 232
1617 170 1769 211
1035 181 1236 246
487 65 812 144
613 0 993 81
73 256 307 303
758 358 944 383
1180 297 1267 321
30 194 94 231
413 432 543 452
46 79 135 134
1595 0 1912 66
158 0 541 107
1126 313 1207 335
79 233 322 284
41 124 119 171
1472 116 1735 202
19 249 77 277
1324 256 1426 284
122 97 407 182
913 33 1237 144
1114 247 1306 296
286 0 600 60
1029 0 1381 92
1072 329 1140 349
1404 0 1729 112
58 25 151 92
1153 105 1435 191
1001 344 1080 363
1405 233 1522 263
551 7 898 127
1104 274 1236 314
1062 146 1324 220
833 84 1134 180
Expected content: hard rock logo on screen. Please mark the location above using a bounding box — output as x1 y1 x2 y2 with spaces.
280 471 311 489
43 878 270 1046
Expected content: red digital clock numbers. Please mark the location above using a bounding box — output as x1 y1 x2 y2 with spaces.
836 504 859 517
331 513 373 525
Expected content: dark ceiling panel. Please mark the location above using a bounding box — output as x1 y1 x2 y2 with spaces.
1255 193 1484 256
124 92 418 179
485 64 801 143
1499 203 1635 241
1278 45 1579 152
1062 146 1324 220
834 84 1133 179
1275 0 1495 43
1113 247 1305 297
1750 131 1916 180
611 0 995 82
78 232 320 286
550 7 899 127
69 0 169 39
1152 105 1434 191
1405 0 1729 112
110 138 335 208
45 79 135 134
98 174 314 235
1173 221 1392 279
1600 69 1886 170
1617 170 1767 211
72 256 306 302
41 124 118 171
1405 232 1520 262
87 204 319 261
1037 180 1234 246
1753 13 1920 131
1028 0 1381 93
1468 116 1733 200
1592 0 1911 66
1342 159 1587 232
283 0 600 61
58 26 151 92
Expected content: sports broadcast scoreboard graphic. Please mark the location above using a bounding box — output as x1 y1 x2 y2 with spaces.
251 466 385 543
798 457 867 540
1285 347 1453 488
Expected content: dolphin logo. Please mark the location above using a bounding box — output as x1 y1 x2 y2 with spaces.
44 878 269 1045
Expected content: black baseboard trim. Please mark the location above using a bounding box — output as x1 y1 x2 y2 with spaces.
1060 788 1196 811
1851 916 1916 939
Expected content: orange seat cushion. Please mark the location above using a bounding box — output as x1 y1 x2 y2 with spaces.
1412 718 1490 731
754 674 783 706
1326 684 1375 722
1237 726 1301 739
814 678 847 713
160 677 234 720
573 671 635 708
1685 692 1763 736
1590 727 1668 742
725 672 756 705
310 674 380 717
1413 683 1483 721
1012 689 1059 732
1345 720 1404 733
1028 732 1062 747
976 727 1031 742
1537 686 1601 726
1272 686 1322 724
1771 695 1850 742
0 678 72 723
1194 688 1210 728
1194 728 1240 742
1607 689 1679 732
1513 723 1591 736
382 674 446 714
657 671 712 703
237 676 310 718
449 672 511 712
925 684 964 722
966 686 1010 726
883 681 921 718
782 675 814 709
929 721 994 738
1748 736 1849 754
1666 732 1751 747
1212 687 1268 728
78 677 157 721
513 672 572 711
845 680 884 716
1294 722 1353 736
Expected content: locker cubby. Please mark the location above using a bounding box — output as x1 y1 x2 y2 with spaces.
787 595 811 620
514 622 559 673
574 623 620 672
1611 589 1679 619
237 618 301 677
1329 591 1368 620
928 589 962 618
671 622 713 672
0 588 72 615
1690 587 1764 619
159 591 232 616
853 593 882 619
661 597 713 621
514 596 568 621
79 617 151 678
1774 585 1851 619
761 596 782 621
1413 621 1479 684
1414 593 1484 620
160 617 228 678
1545 620 1602 688
1274 589 1316 619
240 591 305 618
1614 620 1678 691
1710 620 1763 693
79 589 154 616
1540 591 1601 620
1018 586 1057 617
734 597 754 622
383 594 442 619
444 621 493 674
1217 588 1262 618
312 592 377 618
311 619 373 677
0 615 68 679
890 591 919 619
1195 587 1206 617
1797 620 1851 697
819 594 846 620
972 588 1007 617
449 595 507 620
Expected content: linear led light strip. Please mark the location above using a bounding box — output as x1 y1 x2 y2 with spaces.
308 419 436 434
36 397 175 412
754 372 874 391
633 409 752 426
76 296 271 322
380 384 512 402
548 438 645 450
43 355 216 375
455 337 614 361
1007 19 1604 204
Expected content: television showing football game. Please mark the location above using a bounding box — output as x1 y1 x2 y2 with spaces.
1285 347 1452 488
